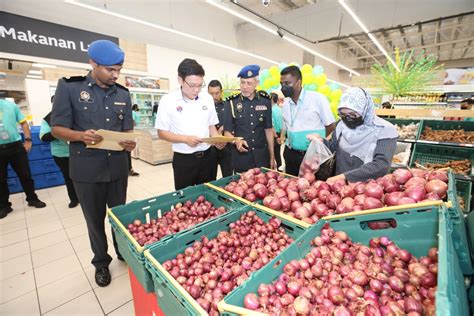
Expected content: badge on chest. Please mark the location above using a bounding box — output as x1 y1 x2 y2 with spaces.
255 105 267 111
236 103 243 112
79 91 93 103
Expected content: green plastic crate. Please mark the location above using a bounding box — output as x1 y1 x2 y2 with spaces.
220 205 469 316
419 120 474 145
409 143 474 178
456 179 473 214
386 118 422 141
109 184 247 292
144 205 307 316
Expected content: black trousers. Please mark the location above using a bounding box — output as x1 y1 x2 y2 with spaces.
214 147 232 178
53 156 78 203
283 146 306 177
0 141 38 208
127 151 133 171
274 138 282 170
173 148 217 190
73 177 128 269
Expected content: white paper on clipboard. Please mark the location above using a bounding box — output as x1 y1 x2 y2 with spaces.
200 136 242 144
86 129 140 151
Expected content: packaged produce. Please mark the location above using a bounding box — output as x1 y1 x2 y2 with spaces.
394 122 419 139
421 127 474 144
418 159 471 175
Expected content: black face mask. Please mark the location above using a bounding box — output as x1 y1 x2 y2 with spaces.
341 115 364 129
281 84 294 98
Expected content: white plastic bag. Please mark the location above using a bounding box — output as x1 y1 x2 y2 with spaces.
299 139 333 177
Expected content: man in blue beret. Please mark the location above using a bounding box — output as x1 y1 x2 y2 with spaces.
223 65 276 172
51 39 136 287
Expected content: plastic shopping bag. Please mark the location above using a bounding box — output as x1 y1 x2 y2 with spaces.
299 139 334 180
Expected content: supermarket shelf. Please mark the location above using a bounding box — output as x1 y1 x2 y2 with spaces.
392 102 447 105
418 139 474 148
376 108 474 118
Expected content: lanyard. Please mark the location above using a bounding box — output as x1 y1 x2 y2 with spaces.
289 90 305 128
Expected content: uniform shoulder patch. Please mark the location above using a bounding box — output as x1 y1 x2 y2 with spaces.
115 82 129 91
225 92 241 102
257 90 270 99
63 76 86 82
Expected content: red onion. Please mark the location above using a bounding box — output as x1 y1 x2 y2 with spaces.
364 197 384 210
293 296 311 314
405 177 426 189
405 185 426 202
397 197 416 205
274 281 287 295
404 297 423 314
393 169 412 184
244 293 260 310
280 293 294 306
340 185 355 198
425 179 448 198
287 281 301 296
427 170 448 182
327 285 344 304
326 194 342 209
384 191 406 206
388 276 404 292
420 272 436 287
365 182 384 199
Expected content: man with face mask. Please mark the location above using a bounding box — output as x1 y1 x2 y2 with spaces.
223 65 276 173
51 40 136 287
309 87 398 184
280 66 336 176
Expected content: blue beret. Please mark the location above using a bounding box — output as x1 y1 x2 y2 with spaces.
88 40 125 66
238 64 260 78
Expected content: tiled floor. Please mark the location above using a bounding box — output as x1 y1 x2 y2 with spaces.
0 159 175 316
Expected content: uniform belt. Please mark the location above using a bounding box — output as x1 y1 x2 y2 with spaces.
175 148 211 158
286 145 306 155
0 140 21 149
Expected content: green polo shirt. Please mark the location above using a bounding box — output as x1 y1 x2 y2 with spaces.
0 99 26 145
40 120 70 157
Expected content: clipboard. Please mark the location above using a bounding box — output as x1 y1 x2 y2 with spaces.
201 136 242 144
86 129 140 151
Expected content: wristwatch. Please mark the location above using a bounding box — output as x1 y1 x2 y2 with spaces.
24 138 32 142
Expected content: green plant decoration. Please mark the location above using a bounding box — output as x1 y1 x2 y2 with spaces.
371 48 442 97
219 74 240 98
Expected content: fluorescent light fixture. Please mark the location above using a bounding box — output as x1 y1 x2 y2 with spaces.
339 0 400 72
206 0 277 36
206 0 360 76
283 36 360 76
32 63 57 68
28 70 43 75
327 78 350 88
64 0 278 64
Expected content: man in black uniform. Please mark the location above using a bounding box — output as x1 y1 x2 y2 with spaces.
208 80 232 177
224 65 276 173
51 40 136 287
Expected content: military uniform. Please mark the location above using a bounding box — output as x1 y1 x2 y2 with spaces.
223 90 272 173
51 73 133 269
214 100 232 177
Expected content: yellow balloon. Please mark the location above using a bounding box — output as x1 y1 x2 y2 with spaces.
269 65 279 77
302 73 311 85
318 84 331 96
301 64 313 74
256 85 262 90
268 77 279 87
263 79 272 90
330 89 343 101
314 73 327 86
330 101 339 118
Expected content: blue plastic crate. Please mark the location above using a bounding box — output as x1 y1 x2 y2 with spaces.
28 144 52 161
7 177 23 194
21 126 42 145
8 159 60 178
33 172 64 190
7 164 15 178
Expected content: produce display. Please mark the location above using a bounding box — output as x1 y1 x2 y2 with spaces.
420 127 474 144
417 159 472 175
394 122 419 139
160 211 293 315
243 227 438 315
392 93 445 103
127 195 227 246
223 168 449 224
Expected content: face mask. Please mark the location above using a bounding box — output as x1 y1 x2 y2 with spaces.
341 115 364 129
281 84 294 98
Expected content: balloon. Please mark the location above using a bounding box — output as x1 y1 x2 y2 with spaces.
305 84 316 91
330 101 339 119
261 69 270 80
269 77 279 87
302 73 311 85
314 73 327 86
301 64 313 74
330 89 343 102
256 85 262 91
278 63 287 71
312 65 324 75
329 82 340 90
263 79 272 90
269 65 279 77
318 84 331 96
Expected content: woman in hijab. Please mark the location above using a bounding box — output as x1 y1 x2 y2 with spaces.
310 87 398 183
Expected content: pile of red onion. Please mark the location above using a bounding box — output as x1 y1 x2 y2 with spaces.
127 195 227 246
161 211 294 315
243 227 438 315
223 168 449 224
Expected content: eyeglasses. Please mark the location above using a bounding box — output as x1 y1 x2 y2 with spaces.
184 79 206 90
338 110 360 119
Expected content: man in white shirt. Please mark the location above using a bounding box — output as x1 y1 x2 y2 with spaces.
280 66 336 176
155 58 224 189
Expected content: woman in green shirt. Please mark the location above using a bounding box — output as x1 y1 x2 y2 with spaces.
40 112 79 208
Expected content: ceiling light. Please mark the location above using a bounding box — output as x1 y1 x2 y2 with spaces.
28 70 43 75
339 0 400 72
65 0 278 64
32 63 57 68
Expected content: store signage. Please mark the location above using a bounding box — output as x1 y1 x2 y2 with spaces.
0 11 119 63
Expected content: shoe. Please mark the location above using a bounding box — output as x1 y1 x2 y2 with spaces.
95 267 111 287
68 201 79 208
27 200 46 208
0 206 13 219
129 170 140 176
